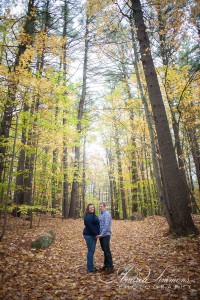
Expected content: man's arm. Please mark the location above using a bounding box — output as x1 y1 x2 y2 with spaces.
100 211 111 236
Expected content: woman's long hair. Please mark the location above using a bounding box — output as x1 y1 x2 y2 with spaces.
84 203 96 216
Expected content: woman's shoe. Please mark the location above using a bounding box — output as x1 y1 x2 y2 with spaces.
87 268 97 273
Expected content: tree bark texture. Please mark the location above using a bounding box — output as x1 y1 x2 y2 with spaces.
69 16 89 218
130 18 164 204
131 0 198 235
114 128 127 219
0 0 36 182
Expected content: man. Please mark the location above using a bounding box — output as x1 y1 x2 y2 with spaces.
97 202 114 274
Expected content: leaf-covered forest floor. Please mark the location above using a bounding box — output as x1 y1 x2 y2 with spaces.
0 215 200 300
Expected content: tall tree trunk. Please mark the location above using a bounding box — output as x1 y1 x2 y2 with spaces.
113 176 119 219
130 142 138 213
140 158 148 217
0 0 36 182
130 17 163 205
187 127 200 190
157 7 199 211
187 153 194 192
69 16 89 218
120 60 139 213
106 148 115 218
14 102 29 205
21 40 45 206
157 9 190 186
171 111 186 175
40 147 48 205
14 0 49 206
52 148 58 209
61 0 70 218
23 99 39 205
51 104 58 209
0 115 18 240
170 110 198 211
62 123 69 218
21 0 51 206
114 128 127 219
131 0 198 235
144 140 153 215
81 136 86 215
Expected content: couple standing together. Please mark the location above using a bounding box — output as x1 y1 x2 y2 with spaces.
83 202 114 274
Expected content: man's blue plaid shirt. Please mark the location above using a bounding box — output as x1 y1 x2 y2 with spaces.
99 210 112 237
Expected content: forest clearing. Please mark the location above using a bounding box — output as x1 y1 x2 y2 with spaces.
0 215 200 300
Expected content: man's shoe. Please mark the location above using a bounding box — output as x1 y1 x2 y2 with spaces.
106 267 114 275
100 266 107 271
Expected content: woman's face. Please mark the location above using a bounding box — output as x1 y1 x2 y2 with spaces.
88 205 95 213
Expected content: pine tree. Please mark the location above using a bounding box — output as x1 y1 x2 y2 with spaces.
130 0 198 235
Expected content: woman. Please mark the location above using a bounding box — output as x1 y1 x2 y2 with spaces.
83 203 100 272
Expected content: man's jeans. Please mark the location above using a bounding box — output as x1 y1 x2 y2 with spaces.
84 235 97 271
100 235 113 268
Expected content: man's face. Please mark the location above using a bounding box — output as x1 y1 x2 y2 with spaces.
99 204 105 212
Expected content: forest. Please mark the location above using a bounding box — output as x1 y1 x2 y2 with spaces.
0 0 199 299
